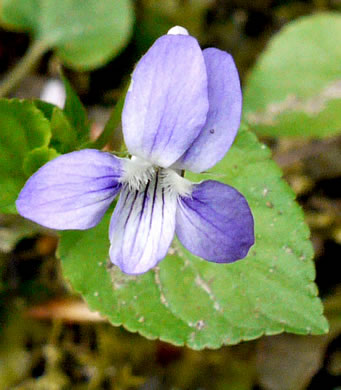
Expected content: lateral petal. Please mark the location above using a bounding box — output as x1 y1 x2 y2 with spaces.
16 150 122 230
109 172 177 274
176 180 254 263
122 34 209 168
175 48 242 173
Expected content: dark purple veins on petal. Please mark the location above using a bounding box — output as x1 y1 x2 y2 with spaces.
109 173 177 275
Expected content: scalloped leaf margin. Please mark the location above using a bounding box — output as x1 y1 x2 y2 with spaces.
58 128 328 349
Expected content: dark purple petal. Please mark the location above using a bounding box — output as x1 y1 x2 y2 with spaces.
176 180 254 263
122 34 209 168
174 48 242 173
16 150 122 230
109 172 177 274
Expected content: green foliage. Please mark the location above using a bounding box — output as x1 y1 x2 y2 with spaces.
58 127 328 349
23 146 59 177
61 76 89 143
243 13 341 137
34 78 90 152
49 107 78 154
0 0 134 70
0 99 51 213
33 99 56 121
0 80 92 214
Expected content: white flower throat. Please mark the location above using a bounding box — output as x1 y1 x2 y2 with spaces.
121 156 193 198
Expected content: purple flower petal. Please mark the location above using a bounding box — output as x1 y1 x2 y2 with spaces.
109 172 177 274
16 150 122 230
122 34 209 168
174 48 242 173
176 180 254 263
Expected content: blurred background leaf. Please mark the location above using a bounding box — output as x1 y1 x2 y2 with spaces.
0 0 134 97
0 0 134 70
243 13 341 138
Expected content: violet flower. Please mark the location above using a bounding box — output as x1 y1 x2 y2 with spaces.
16 26 254 275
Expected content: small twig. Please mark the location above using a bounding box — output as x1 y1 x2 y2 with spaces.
26 298 105 323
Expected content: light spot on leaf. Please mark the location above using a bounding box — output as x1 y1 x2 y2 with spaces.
247 80 341 125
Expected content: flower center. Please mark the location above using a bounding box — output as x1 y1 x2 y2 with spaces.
121 156 193 198
160 168 193 197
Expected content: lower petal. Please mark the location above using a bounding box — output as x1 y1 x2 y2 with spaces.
109 172 177 275
16 149 122 230
176 180 254 263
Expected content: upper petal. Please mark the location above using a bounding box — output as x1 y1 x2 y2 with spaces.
109 172 177 274
122 34 209 168
176 180 254 263
16 150 122 230
174 48 242 173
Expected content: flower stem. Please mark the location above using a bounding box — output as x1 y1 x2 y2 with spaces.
0 40 49 98
85 83 128 151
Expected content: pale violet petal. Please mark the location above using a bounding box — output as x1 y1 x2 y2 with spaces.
109 172 177 274
174 48 242 173
16 150 122 230
176 180 254 262
122 34 209 168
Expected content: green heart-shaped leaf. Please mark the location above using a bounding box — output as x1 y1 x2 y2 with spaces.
58 127 328 349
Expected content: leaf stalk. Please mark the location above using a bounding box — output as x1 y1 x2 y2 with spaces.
0 40 48 98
